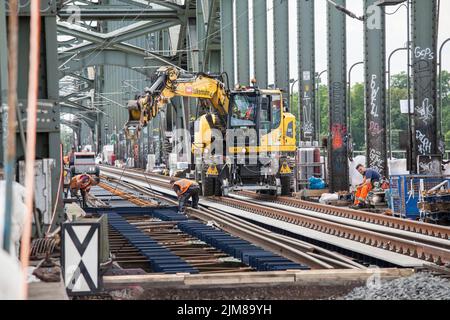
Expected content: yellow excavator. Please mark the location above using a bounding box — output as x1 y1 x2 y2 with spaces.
125 66 296 196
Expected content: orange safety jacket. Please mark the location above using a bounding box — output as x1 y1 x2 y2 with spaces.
70 174 93 192
173 179 198 195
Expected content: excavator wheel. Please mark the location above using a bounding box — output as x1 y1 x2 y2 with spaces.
214 178 222 196
280 175 293 196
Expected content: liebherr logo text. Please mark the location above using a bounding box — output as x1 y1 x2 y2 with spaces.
222 304 272 317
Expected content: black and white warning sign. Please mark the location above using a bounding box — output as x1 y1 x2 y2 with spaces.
61 222 100 295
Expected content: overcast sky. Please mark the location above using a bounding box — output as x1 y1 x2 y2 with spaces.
252 0 450 88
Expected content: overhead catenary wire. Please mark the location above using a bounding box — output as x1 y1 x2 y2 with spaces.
70 2 155 71
19 0 41 300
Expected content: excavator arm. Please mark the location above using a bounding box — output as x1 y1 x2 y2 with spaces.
126 66 230 137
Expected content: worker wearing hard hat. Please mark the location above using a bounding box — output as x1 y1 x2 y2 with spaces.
69 174 99 208
170 178 200 215
63 155 70 167
353 164 381 208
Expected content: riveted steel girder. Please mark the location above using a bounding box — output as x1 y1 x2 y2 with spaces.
297 0 316 141
220 0 234 85
273 0 289 94
412 0 439 172
364 0 387 176
327 0 349 192
1 2 63 228
253 0 268 88
57 6 182 21
236 0 250 86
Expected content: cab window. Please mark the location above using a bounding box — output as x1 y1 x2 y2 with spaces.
271 95 282 129
259 96 271 133
231 94 257 127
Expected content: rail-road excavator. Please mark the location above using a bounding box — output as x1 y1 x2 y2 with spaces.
125 66 296 196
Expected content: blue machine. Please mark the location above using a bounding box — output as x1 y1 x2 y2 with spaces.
389 175 450 220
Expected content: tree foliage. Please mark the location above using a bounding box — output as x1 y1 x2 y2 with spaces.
291 71 450 154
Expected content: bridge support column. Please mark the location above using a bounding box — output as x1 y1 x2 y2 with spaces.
364 0 387 176
327 0 349 192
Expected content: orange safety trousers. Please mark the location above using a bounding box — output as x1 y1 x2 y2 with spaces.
354 183 373 205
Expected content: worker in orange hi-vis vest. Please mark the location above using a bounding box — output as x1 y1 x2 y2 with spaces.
69 174 99 208
170 178 200 215
353 164 381 208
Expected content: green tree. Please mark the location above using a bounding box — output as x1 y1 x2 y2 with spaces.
349 83 365 151
292 70 450 157
440 70 450 150
60 125 74 155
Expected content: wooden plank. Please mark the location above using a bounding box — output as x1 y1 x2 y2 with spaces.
103 268 415 287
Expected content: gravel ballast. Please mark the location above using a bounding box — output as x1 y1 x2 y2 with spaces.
337 272 450 300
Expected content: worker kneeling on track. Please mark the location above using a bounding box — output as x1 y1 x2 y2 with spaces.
353 164 381 208
170 178 200 215
69 174 99 208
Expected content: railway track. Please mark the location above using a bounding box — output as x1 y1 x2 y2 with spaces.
239 191 450 240
99 178 363 270
206 196 450 266
101 165 450 242
100 166 450 267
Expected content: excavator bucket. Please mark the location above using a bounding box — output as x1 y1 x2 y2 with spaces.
125 100 141 141
127 100 141 122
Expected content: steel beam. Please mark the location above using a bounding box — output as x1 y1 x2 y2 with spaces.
202 0 221 72
196 1 206 71
236 0 250 85
412 0 439 171
253 0 268 88
273 0 289 95
57 6 181 20
297 0 316 141
187 17 200 71
0 7 63 229
364 0 387 176
327 0 348 192
220 0 234 86
60 49 152 75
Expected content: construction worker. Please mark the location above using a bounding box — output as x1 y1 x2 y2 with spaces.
69 174 99 208
353 164 381 208
68 147 76 166
63 155 70 167
170 178 200 215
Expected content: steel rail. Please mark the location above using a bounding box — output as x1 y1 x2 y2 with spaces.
104 176 367 269
101 173 356 270
239 191 450 240
100 166 450 265
101 166 450 243
211 197 450 265
231 193 450 250
200 206 366 270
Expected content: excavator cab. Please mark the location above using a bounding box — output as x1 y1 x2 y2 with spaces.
217 89 296 196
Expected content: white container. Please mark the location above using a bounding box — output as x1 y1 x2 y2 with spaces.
18 159 54 225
